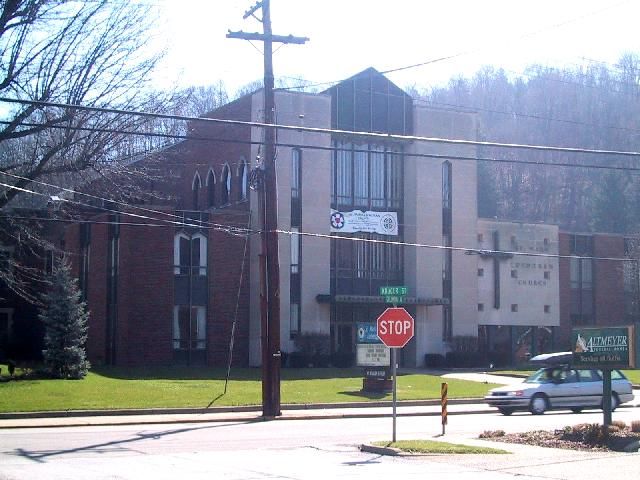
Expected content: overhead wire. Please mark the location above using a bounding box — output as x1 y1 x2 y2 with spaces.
2 169 639 265
2 96 640 158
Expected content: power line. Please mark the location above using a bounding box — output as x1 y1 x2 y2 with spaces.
0 179 254 237
3 175 638 265
3 96 640 158
4 120 640 174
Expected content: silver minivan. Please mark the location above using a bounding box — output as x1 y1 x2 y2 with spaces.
485 366 634 415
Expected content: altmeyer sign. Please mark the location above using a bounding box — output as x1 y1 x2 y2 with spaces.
571 326 636 369
376 307 414 348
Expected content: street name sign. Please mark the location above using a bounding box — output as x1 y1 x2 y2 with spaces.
379 286 408 304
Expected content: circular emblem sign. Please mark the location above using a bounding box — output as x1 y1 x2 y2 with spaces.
330 211 345 229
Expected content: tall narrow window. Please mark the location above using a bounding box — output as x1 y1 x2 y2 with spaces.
206 169 216 208
174 232 207 276
221 164 231 205
192 172 202 210
569 235 594 325
106 214 119 364
442 161 453 342
173 306 206 350
79 223 91 301
238 160 248 201
173 231 208 363
290 149 302 337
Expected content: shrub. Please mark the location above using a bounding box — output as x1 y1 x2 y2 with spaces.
293 332 330 367
612 420 627 430
424 353 446 367
331 351 353 368
631 420 640 433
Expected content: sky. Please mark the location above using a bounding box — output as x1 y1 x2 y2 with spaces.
152 0 640 95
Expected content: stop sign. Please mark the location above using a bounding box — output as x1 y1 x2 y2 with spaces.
376 307 414 348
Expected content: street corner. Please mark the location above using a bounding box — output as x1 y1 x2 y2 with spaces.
359 443 403 456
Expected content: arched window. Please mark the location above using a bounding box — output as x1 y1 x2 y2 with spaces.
192 172 202 210
221 164 231 205
173 232 207 276
238 160 248 201
206 169 216 208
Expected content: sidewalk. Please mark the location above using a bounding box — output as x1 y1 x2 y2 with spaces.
0 398 492 429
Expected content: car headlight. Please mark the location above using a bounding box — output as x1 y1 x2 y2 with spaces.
507 390 524 396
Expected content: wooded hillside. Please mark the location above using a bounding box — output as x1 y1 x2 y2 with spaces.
417 54 640 233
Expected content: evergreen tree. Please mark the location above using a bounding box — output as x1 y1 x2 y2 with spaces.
39 260 90 379
591 171 629 234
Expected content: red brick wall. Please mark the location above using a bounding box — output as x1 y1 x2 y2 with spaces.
558 232 626 349
118 219 174 365
207 213 251 366
593 235 625 327
60 95 256 367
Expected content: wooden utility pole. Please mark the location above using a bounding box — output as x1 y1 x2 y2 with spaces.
227 0 308 418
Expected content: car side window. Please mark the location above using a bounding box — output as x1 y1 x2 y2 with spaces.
577 369 599 382
611 370 626 380
564 369 578 383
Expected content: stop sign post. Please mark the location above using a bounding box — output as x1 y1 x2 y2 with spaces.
376 307 414 442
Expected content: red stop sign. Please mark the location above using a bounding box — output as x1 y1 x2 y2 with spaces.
376 307 415 348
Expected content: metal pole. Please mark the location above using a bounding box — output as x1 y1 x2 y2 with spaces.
603 368 612 427
392 347 397 443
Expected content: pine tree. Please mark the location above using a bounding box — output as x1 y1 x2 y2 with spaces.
39 260 90 379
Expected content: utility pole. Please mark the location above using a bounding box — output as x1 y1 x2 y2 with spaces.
227 0 308 418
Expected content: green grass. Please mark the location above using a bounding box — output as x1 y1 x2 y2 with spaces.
373 440 509 454
0 365 498 413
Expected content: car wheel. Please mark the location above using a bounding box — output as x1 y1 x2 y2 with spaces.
570 407 583 413
498 407 514 416
602 393 619 411
529 394 548 415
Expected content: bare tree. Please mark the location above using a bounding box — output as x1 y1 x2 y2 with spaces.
0 0 167 300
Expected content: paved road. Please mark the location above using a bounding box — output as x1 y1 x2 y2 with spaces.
1 404 639 480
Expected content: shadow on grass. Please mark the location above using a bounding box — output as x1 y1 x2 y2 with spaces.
338 390 389 400
91 366 366 381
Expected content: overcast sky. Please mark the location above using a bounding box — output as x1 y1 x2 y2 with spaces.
152 0 640 94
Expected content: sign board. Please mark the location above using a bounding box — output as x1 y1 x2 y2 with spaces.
376 307 415 348
363 367 390 379
356 343 390 366
357 323 381 344
379 286 408 296
571 326 635 369
379 286 407 304
330 209 398 236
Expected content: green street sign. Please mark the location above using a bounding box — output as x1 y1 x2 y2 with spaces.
384 295 405 304
380 286 407 296
571 326 636 369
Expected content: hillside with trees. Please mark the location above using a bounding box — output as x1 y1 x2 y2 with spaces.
416 54 640 234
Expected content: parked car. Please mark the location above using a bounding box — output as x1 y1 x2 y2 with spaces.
485 365 634 415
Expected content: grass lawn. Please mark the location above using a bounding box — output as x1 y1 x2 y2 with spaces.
0 365 497 413
373 440 509 454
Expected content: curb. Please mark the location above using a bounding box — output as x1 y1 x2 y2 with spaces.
0 397 483 421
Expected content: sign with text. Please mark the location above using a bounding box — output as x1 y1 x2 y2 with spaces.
572 326 635 368
330 209 398 236
376 307 415 348
357 323 381 344
356 343 391 366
